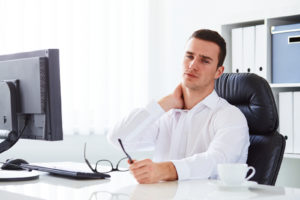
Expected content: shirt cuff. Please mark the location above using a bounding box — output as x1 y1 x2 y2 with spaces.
145 100 165 117
171 159 191 181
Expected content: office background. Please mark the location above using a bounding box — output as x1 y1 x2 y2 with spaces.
0 0 300 188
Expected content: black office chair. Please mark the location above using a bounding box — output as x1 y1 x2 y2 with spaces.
215 73 286 185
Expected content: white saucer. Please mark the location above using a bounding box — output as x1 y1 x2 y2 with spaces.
212 180 257 189
0 170 40 181
208 188 258 200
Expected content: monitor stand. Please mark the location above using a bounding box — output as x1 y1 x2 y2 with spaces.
0 81 21 154
0 81 37 181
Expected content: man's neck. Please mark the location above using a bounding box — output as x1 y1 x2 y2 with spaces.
182 85 214 110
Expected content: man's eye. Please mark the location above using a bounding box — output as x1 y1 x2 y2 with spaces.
202 59 209 64
186 55 193 59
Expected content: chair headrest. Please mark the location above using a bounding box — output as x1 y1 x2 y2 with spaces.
215 73 278 135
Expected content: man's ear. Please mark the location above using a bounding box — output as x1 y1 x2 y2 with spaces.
214 66 224 79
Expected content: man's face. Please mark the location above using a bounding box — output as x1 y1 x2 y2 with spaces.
182 38 224 91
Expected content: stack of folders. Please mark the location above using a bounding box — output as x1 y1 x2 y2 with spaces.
279 92 300 154
231 25 266 79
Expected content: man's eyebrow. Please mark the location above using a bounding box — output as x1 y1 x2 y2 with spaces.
200 55 213 61
185 51 213 61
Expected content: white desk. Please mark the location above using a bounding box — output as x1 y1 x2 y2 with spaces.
0 162 300 200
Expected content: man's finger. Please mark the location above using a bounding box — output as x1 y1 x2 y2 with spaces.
133 170 149 180
174 84 182 96
130 159 151 170
128 159 136 164
136 176 151 184
131 165 148 177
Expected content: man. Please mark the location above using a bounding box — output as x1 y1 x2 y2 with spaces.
107 29 249 184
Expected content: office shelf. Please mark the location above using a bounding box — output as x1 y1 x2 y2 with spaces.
221 13 300 83
221 14 300 158
284 153 300 159
270 83 300 88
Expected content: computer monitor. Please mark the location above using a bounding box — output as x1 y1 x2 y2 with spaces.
0 49 63 153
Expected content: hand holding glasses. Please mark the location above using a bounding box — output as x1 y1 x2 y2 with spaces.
84 138 134 173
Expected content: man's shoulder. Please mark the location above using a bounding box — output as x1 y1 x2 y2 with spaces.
215 97 247 121
216 95 238 108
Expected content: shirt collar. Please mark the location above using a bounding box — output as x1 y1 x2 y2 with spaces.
186 90 219 114
198 90 220 110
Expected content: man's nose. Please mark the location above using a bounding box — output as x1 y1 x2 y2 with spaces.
189 59 198 70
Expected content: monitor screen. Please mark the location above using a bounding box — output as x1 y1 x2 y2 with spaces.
0 49 63 147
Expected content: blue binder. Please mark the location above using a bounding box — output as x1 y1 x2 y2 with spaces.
272 23 300 83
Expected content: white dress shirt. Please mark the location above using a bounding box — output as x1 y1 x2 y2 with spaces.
107 90 249 180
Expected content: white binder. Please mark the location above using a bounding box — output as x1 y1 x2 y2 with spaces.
294 92 300 153
242 26 255 73
279 92 294 153
231 28 243 73
255 25 267 79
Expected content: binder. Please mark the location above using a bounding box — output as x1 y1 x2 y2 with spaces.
242 26 255 73
272 23 300 83
231 28 243 73
279 92 294 153
255 25 267 79
294 92 300 153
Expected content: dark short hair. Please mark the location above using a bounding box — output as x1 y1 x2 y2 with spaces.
189 29 226 67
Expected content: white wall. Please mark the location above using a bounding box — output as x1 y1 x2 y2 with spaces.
148 0 300 99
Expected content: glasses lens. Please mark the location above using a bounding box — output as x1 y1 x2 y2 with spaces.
116 157 130 172
95 160 113 173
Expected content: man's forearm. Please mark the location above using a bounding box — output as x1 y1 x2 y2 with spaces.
159 161 178 181
107 101 165 149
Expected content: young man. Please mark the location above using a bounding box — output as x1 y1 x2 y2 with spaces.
107 29 249 184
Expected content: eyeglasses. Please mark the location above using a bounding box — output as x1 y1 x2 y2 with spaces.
84 139 133 173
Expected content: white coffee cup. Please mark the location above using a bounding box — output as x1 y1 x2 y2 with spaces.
217 163 255 186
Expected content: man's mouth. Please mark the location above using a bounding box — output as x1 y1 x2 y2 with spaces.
184 72 198 78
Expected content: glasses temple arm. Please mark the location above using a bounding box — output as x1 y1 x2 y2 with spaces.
118 138 133 164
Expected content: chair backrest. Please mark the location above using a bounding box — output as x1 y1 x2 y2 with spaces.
215 73 286 185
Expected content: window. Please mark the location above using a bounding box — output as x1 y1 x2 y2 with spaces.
0 0 149 135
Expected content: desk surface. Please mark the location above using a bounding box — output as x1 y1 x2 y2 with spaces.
0 162 300 200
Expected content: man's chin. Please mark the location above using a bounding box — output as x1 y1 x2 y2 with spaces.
182 80 198 90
